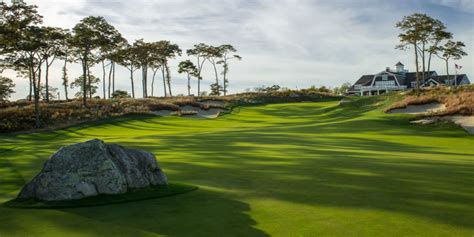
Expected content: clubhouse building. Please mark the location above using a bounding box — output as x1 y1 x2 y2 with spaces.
347 62 471 96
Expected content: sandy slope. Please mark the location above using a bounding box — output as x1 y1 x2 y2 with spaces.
388 103 446 114
449 116 474 134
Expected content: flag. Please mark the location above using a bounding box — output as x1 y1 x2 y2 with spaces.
455 64 463 70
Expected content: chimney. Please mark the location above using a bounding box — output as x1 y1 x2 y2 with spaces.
385 67 390 72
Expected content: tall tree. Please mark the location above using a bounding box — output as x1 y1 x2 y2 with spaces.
0 2 32 101
58 31 72 101
187 43 211 96
0 2 45 127
98 29 125 99
178 60 198 96
40 26 68 102
426 25 452 73
71 16 119 107
434 40 467 86
206 46 223 96
116 43 140 98
396 14 427 92
155 40 181 97
133 39 155 98
217 44 241 96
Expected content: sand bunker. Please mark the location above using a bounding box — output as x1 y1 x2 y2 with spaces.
411 116 474 135
151 104 226 119
151 110 176 116
180 105 226 118
449 116 474 134
388 103 446 114
199 100 226 107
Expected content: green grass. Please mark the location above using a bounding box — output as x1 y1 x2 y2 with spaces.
0 96 473 236
3 183 197 209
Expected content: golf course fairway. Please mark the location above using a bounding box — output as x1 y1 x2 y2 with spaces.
0 97 473 236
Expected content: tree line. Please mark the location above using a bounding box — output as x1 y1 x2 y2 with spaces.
0 2 241 127
396 13 467 92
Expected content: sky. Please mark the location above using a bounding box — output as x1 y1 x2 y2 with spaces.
4 0 474 100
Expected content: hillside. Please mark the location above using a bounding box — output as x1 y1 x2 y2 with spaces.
0 97 472 236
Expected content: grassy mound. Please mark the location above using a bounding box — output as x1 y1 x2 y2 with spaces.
3 183 197 209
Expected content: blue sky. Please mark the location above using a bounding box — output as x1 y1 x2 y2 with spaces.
5 0 474 99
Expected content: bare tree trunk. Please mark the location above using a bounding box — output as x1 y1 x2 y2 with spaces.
108 61 113 98
222 60 228 96
198 78 201 97
45 58 50 102
28 69 32 101
165 64 172 97
427 52 433 73
130 66 135 98
421 43 426 83
63 58 69 101
151 68 158 97
414 42 420 94
161 66 167 97
196 57 205 97
31 64 40 128
87 64 92 99
112 62 115 94
82 55 88 107
102 60 107 99
211 60 220 95
142 64 147 98
33 61 43 128
187 72 191 96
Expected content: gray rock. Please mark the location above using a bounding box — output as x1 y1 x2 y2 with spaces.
18 139 167 201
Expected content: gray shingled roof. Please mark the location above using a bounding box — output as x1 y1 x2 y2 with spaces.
427 74 467 85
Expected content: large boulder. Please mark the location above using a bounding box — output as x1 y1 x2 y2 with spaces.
18 139 167 201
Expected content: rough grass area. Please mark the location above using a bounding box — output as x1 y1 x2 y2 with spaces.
3 183 197 209
0 90 336 133
0 96 472 236
385 85 474 115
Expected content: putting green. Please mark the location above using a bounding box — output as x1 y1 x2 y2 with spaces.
0 96 473 236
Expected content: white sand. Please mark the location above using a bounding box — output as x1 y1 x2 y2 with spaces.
151 110 175 116
180 105 225 118
199 100 226 107
449 116 474 135
411 116 474 135
388 103 446 114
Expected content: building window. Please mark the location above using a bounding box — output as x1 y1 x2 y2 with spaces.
411 81 417 87
375 81 395 87
382 75 388 81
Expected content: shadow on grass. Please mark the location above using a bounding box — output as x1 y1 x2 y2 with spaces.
64 189 270 236
3 183 198 209
116 128 474 228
